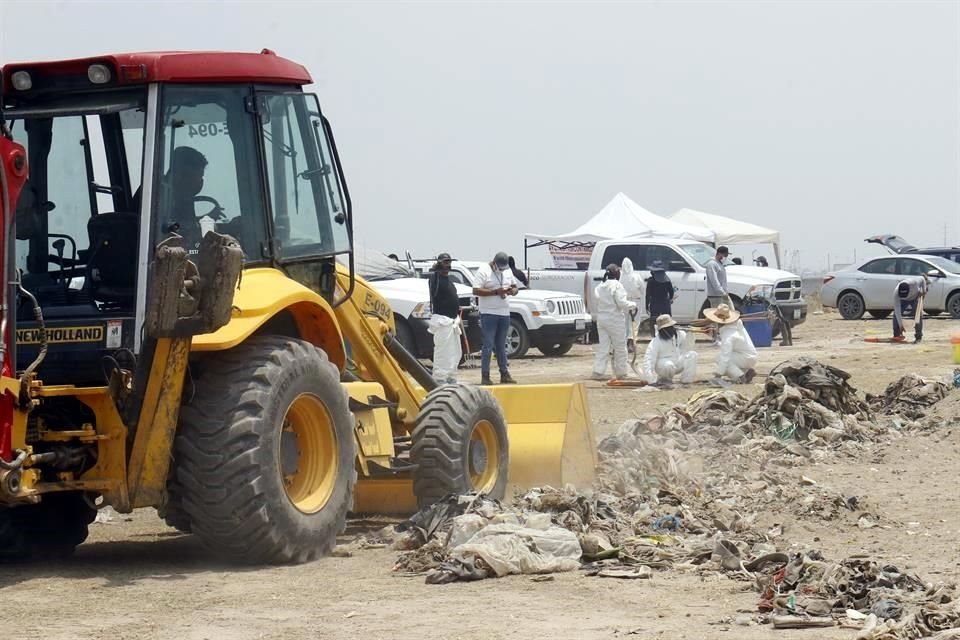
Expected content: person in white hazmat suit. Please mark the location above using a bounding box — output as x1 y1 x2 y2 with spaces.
641 315 698 385
427 253 463 384
620 257 645 352
705 303 758 384
592 264 637 380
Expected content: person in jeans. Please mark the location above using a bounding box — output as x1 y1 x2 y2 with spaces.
473 252 519 385
705 245 731 309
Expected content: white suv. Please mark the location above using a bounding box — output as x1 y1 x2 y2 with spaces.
411 259 593 357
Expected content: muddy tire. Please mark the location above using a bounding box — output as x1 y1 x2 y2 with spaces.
174 336 356 564
0 492 95 561
837 291 866 320
157 475 191 533
538 342 573 357
411 385 509 509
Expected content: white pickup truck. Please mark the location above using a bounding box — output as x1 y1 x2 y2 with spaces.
528 239 807 333
411 260 593 357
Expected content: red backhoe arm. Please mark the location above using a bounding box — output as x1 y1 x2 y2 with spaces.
0 129 27 461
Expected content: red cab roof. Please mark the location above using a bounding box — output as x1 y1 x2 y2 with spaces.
1 49 311 90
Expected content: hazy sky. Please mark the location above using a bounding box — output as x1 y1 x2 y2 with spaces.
2 0 958 272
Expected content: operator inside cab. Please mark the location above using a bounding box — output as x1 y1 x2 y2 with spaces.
163 146 208 247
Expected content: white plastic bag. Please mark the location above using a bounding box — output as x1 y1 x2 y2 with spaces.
450 523 581 577
428 315 462 383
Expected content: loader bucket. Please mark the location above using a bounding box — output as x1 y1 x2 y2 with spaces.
350 383 596 515
487 382 596 493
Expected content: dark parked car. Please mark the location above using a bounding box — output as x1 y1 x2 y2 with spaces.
866 235 960 263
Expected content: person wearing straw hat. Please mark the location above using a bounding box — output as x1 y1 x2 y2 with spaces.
705 303 758 384
641 314 698 386
592 264 637 380
645 260 675 337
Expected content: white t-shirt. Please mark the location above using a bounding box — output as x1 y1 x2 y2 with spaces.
475 262 517 316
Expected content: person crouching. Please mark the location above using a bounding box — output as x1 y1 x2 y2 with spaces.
592 264 637 380
705 303 757 384
641 315 698 386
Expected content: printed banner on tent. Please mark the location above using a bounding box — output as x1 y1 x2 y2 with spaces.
548 245 593 269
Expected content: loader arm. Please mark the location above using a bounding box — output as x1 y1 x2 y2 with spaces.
332 268 425 426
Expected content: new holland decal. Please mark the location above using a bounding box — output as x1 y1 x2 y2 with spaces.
16 326 104 345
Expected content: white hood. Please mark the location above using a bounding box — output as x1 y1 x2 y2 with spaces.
727 265 798 285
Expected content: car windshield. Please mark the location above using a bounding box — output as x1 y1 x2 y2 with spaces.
925 256 960 274
679 243 715 267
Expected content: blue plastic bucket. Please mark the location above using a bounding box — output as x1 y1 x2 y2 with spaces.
743 317 773 348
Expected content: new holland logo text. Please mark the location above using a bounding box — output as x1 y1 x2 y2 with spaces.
16 326 104 345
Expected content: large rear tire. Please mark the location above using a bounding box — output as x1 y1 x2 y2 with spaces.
0 492 95 561
411 385 509 509
174 336 356 564
157 474 191 533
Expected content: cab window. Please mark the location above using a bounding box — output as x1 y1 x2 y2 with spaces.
156 85 267 259
260 93 350 260
600 245 646 269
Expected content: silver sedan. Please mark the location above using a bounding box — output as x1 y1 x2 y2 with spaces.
821 254 960 320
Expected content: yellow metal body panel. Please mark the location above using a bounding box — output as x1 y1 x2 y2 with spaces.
126 337 191 509
344 381 396 474
352 477 418 515
191 267 346 370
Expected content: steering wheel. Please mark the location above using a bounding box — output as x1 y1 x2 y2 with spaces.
193 195 226 221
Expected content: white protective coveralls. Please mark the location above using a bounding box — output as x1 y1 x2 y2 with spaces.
593 279 637 378
621 258 645 343
715 320 758 381
428 315 463 384
642 329 698 384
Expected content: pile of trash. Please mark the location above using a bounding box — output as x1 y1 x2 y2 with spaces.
868 374 950 421
380 359 959 636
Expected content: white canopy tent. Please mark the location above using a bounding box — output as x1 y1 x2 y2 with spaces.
525 193 715 268
669 208 781 267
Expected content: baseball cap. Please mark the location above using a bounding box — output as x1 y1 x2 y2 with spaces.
437 252 454 262
494 252 510 269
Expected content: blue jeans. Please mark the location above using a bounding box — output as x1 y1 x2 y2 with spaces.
480 313 510 377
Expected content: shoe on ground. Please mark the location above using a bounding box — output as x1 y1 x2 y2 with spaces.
480 376 494 386
591 372 608 381
743 369 756 384
500 372 517 384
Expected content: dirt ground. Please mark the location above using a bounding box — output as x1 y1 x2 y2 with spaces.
5 311 960 640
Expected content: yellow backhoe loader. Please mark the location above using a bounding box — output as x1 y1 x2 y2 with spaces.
0 50 595 563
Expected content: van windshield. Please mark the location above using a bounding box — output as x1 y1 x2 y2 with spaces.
679 243 715 267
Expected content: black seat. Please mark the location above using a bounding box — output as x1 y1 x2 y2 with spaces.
86 212 139 304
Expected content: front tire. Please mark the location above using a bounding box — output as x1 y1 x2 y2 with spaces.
837 292 866 320
948 294 960 319
175 336 356 564
411 385 509 509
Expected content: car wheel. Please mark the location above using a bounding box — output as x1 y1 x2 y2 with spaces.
948 293 960 319
837 291 866 320
538 342 573 357
505 317 529 358
867 310 891 320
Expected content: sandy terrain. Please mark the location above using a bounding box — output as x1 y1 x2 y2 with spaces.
4 311 960 640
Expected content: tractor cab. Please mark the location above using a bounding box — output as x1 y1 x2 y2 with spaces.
1 51 352 385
